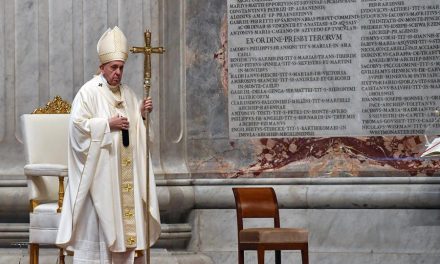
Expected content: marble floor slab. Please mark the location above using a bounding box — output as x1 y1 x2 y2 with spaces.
0 248 213 264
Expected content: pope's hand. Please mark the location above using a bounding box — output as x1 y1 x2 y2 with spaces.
140 97 153 119
109 115 129 131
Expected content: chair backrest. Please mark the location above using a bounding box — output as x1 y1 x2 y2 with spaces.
21 114 70 200
232 187 280 231
22 114 70 165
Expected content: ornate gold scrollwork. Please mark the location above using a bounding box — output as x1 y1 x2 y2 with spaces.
32 96 71 114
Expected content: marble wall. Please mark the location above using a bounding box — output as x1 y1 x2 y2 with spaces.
1 1 440 264
2 0 440 182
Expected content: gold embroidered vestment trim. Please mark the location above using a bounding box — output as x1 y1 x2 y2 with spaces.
120 132 137 248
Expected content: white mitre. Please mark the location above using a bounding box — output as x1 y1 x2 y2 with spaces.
97 26 128 65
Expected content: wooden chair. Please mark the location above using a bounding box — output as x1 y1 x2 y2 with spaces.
21 96 71 264
232 187 309 264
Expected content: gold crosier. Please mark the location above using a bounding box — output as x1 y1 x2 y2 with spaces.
130 30 165 264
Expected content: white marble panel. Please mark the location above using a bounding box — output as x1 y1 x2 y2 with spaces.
191 183 440 209
72 0 83 94
14 0 39 138
0 0 23 176
151 0 188 176
82 0 107 81
118 0 144 94
48 0 73 100
37 0 49 104
0 0 5 142
144 0 153 30
144 0 164 175
107 0 118 27
162 0 183 142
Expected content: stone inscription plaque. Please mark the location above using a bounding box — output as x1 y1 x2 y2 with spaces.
227 0 440 139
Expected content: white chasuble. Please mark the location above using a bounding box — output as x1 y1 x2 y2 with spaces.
56 74 161 264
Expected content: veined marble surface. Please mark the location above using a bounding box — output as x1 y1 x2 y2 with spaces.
157 0 440 178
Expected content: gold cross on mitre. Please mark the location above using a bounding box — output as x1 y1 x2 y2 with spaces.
130 30 165 98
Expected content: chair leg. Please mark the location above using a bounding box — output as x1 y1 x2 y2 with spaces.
59 248 65 264
238 249 244 264
275 250 281 264
29 243 39 264
257 248 264 264
301 248 309 264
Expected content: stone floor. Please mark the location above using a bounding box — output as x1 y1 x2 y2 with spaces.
0 248 213 264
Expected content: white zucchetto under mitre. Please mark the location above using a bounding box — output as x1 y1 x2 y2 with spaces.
97 26 128 65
